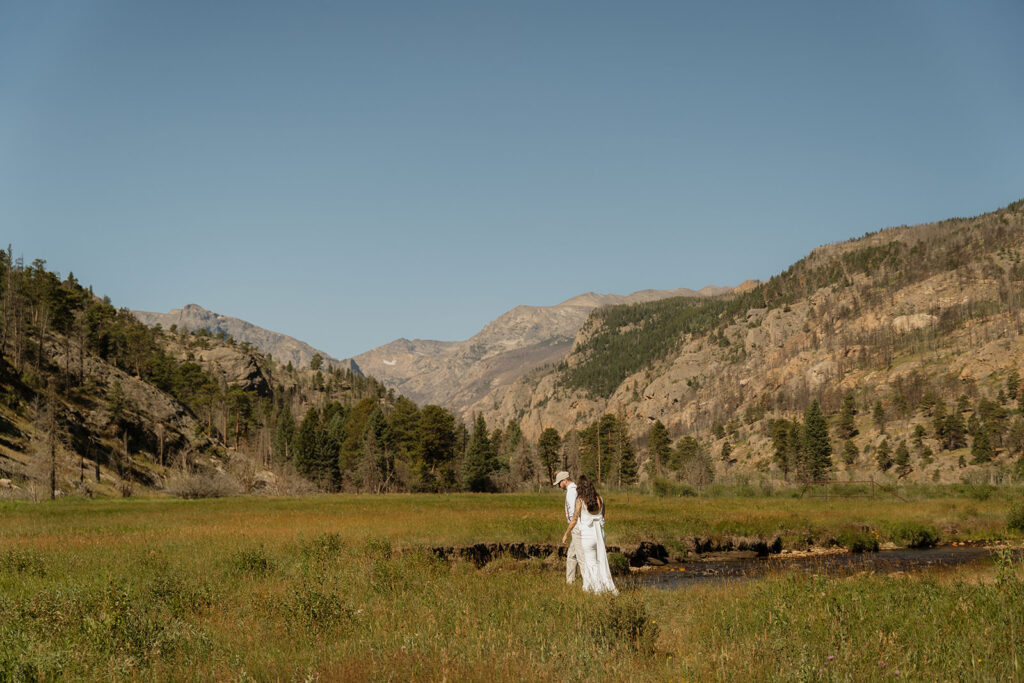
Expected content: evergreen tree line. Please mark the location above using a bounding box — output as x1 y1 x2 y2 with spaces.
644 419 716 490
271 396 566 493
766 400 835 483
751 377 1024 483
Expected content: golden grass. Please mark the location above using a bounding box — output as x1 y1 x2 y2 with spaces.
1 492 1022 680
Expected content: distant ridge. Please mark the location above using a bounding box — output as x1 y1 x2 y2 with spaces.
558 286 732 308
353 285 733 417
132 304 361 374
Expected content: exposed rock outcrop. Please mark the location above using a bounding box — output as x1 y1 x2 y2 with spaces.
192 346 271 395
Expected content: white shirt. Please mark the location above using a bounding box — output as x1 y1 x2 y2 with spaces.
564 482 578 524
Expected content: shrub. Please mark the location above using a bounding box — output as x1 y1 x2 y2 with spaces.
836 527 879 553
652 477 697 497
228 547 274 576
283 584 353 635
299 533 345 564
363 537 393 560
363 537 394 593
0 549 48 577
607 552 631 576
966 484 995 501
589 594 660 653
165 472 241 499
148 573 212 615
87 583 185 661
890 522 940 548
1007 501 1024 532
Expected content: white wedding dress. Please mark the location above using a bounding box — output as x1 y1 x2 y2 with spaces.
578 498 618 595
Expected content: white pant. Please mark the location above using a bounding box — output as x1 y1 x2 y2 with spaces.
566 530 583 584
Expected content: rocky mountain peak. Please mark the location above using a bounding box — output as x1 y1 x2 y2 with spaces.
353 285 732 418
132 305 358 374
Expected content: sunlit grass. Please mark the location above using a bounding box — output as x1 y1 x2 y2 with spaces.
1 492 1022 680
1 490 1017 550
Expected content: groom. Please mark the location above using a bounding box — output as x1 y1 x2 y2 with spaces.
553 471 583 584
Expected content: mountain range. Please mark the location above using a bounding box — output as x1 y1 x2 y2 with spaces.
6 196 1023 496
134 287 738 421
128 190 1024 487
133 304 361 375
351 286 735 417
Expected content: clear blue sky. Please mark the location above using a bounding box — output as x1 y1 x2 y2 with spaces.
3 1 1023 359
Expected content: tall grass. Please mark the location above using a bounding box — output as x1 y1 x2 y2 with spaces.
0 490 1017 550
1 493 1022 679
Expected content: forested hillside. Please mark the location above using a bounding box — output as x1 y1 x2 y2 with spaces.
0 251 580 497
478 198 1024 490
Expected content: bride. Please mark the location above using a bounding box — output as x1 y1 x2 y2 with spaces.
561 475 618 595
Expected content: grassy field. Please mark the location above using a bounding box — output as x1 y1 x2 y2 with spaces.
1 491 1023 680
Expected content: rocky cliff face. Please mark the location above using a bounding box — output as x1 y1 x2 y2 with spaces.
473 199 1024 484
353 286 731 418
0 336 220 495
133 304 360 374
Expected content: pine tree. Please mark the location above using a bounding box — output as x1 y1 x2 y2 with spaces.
503 420 523 455
944 409 967 450
971 429 994 464
294 407 339 488
509 439 537 490
894 440 911 478
786 421 802 475
537 428 561 483
417 405 456 490
932 400 948 446
273 403 295 462
462 414 494 492
768 419 803 480
842 439 858 465
356 407 390 492
872 400 886 434
720 441 733 463
357 416 386 493
618 431 638 486
800 401 832 482
647 421 671 478
912 424 926 449
675 437 713 488
875 439 893 472
672 436 700 471
1008 369 1021 403
387 396 420 458
579 414 621 484
561 429 580 473
836 393 858 439
1006 417 1024 455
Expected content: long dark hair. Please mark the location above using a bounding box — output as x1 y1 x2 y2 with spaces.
576 475 600 512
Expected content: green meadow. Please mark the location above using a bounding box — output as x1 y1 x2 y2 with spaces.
1 491 1022 680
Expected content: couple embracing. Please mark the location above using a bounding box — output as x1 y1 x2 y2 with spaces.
554 471 618 595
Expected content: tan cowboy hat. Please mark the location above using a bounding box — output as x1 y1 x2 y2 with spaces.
552 471 570 486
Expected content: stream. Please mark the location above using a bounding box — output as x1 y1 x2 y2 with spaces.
627 545 1021 589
